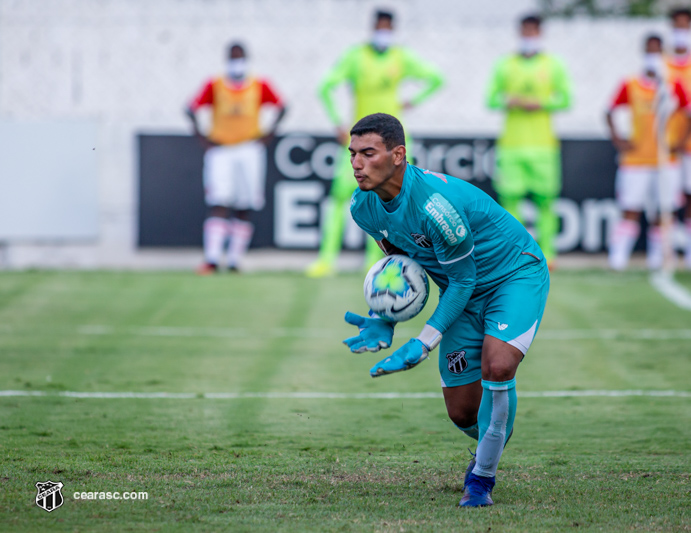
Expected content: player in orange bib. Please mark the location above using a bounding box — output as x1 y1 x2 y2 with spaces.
187 43 286 274
606 34 690 271
665 7 691 268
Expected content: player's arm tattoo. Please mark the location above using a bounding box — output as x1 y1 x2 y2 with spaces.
377 239 407 257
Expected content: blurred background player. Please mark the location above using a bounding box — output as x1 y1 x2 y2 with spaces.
305 8 444 278
665 7 691 268
486 14 572 269
606 34 690 271
187 43 286 274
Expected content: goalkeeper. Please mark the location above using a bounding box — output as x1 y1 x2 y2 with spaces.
305 8 443 278
486 13 572 267
343 114 550 507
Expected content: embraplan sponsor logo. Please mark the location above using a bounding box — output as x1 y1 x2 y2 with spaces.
424 194 466 245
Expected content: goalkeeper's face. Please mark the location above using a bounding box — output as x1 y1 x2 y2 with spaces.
349 133 406 196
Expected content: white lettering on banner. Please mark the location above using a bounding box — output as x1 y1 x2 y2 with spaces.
274 181 324 247
318 198 365 249
274 135 314 179
518 198 619 253
582 199 619 251
412 140 495 182
555 199 581 251
274 135 342 180
311 141 342 180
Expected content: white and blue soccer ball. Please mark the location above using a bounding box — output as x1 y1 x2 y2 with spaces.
364 255 429 322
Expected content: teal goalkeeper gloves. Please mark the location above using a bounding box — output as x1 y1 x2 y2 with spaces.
369 325 443 378
343 311 395 353
369 338 429 377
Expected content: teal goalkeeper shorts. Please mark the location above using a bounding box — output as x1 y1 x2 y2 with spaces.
438 259 550 388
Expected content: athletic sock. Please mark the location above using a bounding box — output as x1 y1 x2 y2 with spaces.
455 423 479 441
685 219 691 269
226 218 254 268
608 219 640 270
203 217 228 266
647 226 663 270
472 379 517 478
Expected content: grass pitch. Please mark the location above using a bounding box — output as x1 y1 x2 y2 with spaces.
0 269 690 532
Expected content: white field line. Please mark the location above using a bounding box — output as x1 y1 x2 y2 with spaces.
0 390 689 399
649 271 691 311
73 325 691 341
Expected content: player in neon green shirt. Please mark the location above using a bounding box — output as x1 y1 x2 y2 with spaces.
486 14 572 265
306 9 443 278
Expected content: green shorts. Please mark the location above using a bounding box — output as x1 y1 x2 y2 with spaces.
495 147 562 199
438 259 550 388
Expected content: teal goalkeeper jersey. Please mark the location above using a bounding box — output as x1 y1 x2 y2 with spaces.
350 164 545 334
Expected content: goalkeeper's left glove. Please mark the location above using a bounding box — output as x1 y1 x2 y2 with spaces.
369 325 442 378
342 311 395 353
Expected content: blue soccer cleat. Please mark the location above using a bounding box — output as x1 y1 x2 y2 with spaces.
459 473 495 507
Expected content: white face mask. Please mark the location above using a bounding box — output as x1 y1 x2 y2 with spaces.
226 58 247 81
372 29 393 51
519 37 542 55
673 29 691 52
643 53 663 77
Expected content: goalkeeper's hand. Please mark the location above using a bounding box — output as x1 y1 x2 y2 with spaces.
369 325 443 378
342 311 395 353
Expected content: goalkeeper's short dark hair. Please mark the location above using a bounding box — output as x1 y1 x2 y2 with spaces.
669 7 691 20
350 113 405 151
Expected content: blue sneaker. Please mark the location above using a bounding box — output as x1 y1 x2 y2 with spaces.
459 473 495 507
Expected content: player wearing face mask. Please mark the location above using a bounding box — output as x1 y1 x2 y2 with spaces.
186 43 286 274
306 9 444 278
606 34 691 271
665 8 691 268
486 14 572 269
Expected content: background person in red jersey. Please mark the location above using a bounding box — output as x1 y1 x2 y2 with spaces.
186 42 286 274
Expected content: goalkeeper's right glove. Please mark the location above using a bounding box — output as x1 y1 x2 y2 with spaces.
342 311 395 353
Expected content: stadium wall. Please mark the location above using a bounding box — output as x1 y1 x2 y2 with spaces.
0 0 670 268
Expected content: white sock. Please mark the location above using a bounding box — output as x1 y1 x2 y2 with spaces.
647 226 663 270
609 219 640 271
203 217 228 266
685 220 691 269
227 219 254 268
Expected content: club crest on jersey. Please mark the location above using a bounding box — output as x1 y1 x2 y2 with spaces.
411 233 432 248
423 193 466 245
446 351 468 375
35 480 64 512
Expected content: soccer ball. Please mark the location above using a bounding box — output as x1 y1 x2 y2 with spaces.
364 255 429 322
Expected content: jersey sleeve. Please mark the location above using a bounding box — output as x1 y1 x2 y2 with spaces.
609 81 629 109
421 194 476 334
400 48 444 106
486 57 508 110
318 47 358 126
189 79 215 111
259 80 283 106
542 56 573 112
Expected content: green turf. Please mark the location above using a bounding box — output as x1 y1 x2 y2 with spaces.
1 270 690 532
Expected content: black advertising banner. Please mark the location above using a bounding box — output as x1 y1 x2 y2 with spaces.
138 134 618 252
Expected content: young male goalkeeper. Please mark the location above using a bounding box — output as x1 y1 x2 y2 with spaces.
305 8 443 278
342 113 549 508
